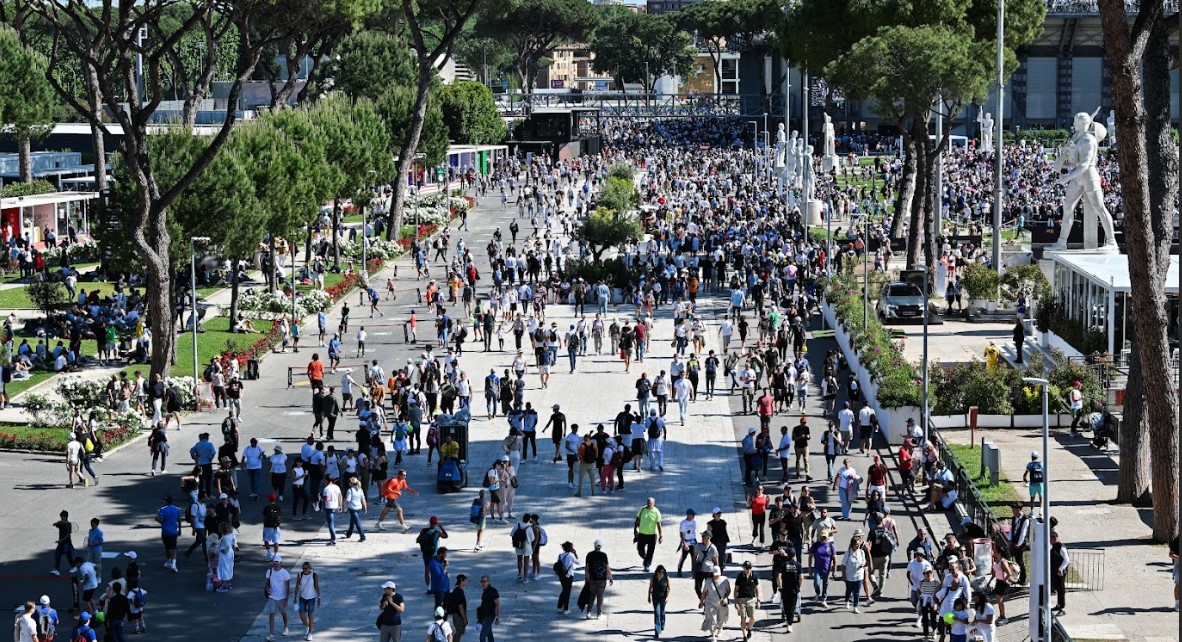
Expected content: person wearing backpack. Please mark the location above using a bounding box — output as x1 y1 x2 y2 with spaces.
32 595 58 642
1021 451 1045 509
575 435 598 498
644 409 666 472
555 542 579 614
470 491 489 552
511 516 535 582
426 606 453 642
868 517 896 598
582 540 613 619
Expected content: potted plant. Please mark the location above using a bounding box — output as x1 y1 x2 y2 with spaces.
961 263 1001 312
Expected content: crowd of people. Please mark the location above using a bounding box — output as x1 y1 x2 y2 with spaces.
28 116 1083 642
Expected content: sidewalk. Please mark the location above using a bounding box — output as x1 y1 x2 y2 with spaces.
936 425 1176 642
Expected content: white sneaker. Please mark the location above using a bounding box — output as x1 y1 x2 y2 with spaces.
160 469 167 474
787 625 793 633
265 550 274 561
150 469 155 476
282 626 289 636
853 607 861 614
401 523 411 533
375 522 384 531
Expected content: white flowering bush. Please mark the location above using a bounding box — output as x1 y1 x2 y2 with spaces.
234 287 334 317
339 238 405 261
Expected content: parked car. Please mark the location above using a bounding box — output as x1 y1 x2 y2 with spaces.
877 281 941 324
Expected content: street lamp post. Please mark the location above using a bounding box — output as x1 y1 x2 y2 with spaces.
1023 376 1052 642
190 236 211 411
863 237 869 329
992 0 1006 273
918 263 930 440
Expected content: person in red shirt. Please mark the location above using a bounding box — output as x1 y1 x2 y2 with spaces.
897 440 916 494
866 454 889 502
307 354 325 391
756 389 775 430
634 321 648 362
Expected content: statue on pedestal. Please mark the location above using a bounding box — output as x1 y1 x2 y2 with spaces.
802 145 816 202
782 130 799 186
774 123 787 169
1106 110 1116 146
820 113 840 173
977 108 995 154
1048 111 1119 253
793 137 805 189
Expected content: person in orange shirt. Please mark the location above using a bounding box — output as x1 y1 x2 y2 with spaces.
307 354 325 391
376 469 418 532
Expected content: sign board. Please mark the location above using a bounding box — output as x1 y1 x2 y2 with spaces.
551 79 564 89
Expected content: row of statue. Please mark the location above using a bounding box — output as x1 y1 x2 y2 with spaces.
769 107 1118 252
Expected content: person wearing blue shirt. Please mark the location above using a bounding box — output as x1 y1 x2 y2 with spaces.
155 496 181 572
483 369 500 420
522 403 539 461
189 433 217 496
317 311 328 347
35 596 59 639
85 518 104 575
428 548 451 609
74 611 97 642
730 288 745 320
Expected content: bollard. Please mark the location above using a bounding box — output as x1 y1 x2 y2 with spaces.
416 288 423 304
287 367 293 388
403 323 409 343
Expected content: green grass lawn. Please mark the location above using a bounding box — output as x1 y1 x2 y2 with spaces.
122 315 275 379
5 370 54 398
946 442 1022 507
0 280 124 310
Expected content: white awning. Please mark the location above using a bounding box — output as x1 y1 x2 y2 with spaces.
0 191 99 209
1050 251 1180 294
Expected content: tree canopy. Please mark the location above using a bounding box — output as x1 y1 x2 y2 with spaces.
474 0 597 93
0 25 56 181
590 8 694 93
438 80 507 144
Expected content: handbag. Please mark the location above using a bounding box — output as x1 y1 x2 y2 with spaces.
510 475 519 489
712 578 728 606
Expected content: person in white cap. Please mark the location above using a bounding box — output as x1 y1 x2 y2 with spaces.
427 605 453 641
699 566 731 640
35 595 59 641
265 556 291 641
377 581 404 642
582 540 613 619
1022 450 1045 509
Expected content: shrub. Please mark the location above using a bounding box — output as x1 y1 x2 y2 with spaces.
607 163 635 182
0 180 57 198
1035 297 1107 355
1001 263 1051 302
563 258 633 289
823 274 923 407
961 262 1000 301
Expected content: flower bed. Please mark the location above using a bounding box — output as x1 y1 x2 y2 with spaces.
12 377 152 451
822 274 923 407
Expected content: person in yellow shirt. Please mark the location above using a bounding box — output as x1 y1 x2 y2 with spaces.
440 434 460 461
983 341 1001 369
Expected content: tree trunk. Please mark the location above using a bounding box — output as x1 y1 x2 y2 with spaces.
267 236 277 293
17 136 32 182
331 199 341 271
1117 348 1152 504
905 120 930 269
890 129 916 240
229 260 241 333
1098 0 1178 541
387 62 434 241
84 61 107 192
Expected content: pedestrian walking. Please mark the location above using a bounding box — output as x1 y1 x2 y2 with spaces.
320 475 343 546
377 469 419 532
699 567 731 641
264 557 291 641
293 562 321 641
842 533 868 613
580 540 613 619
445 574 469 642
155 496 181 573
428 548 451 608
475 576 500 642
555 542 578 614
648 565 670 638
634 497 663 572
343 476 367 542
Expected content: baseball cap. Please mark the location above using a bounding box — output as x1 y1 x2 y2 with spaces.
712 506 722 514
272 555 283 563
219 493 228 500
500 455 510 462
686 508 695 515
748 427 757 434
382 581 397 589
79 612 92 622
429 516 439 525
38 596 50 606
742 561 752 569
553 404 560 410
435 606 446 618
1031 451 1039 459
123 551 137 560
273 445 283 452
593 539 603 548
962 515 972 525
268 492 278 502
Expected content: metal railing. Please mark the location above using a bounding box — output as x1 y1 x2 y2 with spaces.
1045 0 1179 13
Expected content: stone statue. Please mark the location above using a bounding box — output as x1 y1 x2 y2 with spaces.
774 123 787 169
782 130 799 185
1106 110 1116 146
793 137 806 189
821 113 839 172
1048 111 1119 253
977 109 995 154
802 145 816 202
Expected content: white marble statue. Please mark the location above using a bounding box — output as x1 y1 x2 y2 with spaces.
977 109 995 154
1106 110 1116 146
782 130 799 185
793 137 805 189
820 113 840 172
802 145 816 202
1048 111 1118 253
774 123 787 169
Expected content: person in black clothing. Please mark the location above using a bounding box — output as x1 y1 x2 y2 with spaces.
105 582 131 641
377 581 404 640
778 548 803 630
1050 531 1070 614
445 574 469 642
1013 318 1026 364
476 576 501 637
707 508 731 571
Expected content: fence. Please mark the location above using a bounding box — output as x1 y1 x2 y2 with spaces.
928 425 1105 591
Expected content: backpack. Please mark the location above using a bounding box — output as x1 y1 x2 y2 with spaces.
203 364 215 383
481 470 492 488
870 528 894 556
647 418 662 440
1028 462 1044 483
428 623 447 642
469 500 484 524
35 608 56 641
130 588 146 610
553 558 567 578
511 524 528 549
395 424 408 440
416 527 434 549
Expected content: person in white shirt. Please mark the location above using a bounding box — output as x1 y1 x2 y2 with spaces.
14 602 38 642
356 328 367 357
718 319 734 353
837 403 855 454
269 446 288 502
66 433 86 488
673 374 693 426
562 427 582 489
775 426 793 484
906 550 934 625
831 459 859 520
320 476 343 546
427 606 453 642
343 476 367 542
265 557 292 640
676 509 699 577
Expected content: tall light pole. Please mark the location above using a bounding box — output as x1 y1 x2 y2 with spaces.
863 236 869 329
784 58 791 216
802 70 810 218
992 0 1006 272
1023 376 1051 642
919 263 931 441
190 236 211 411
